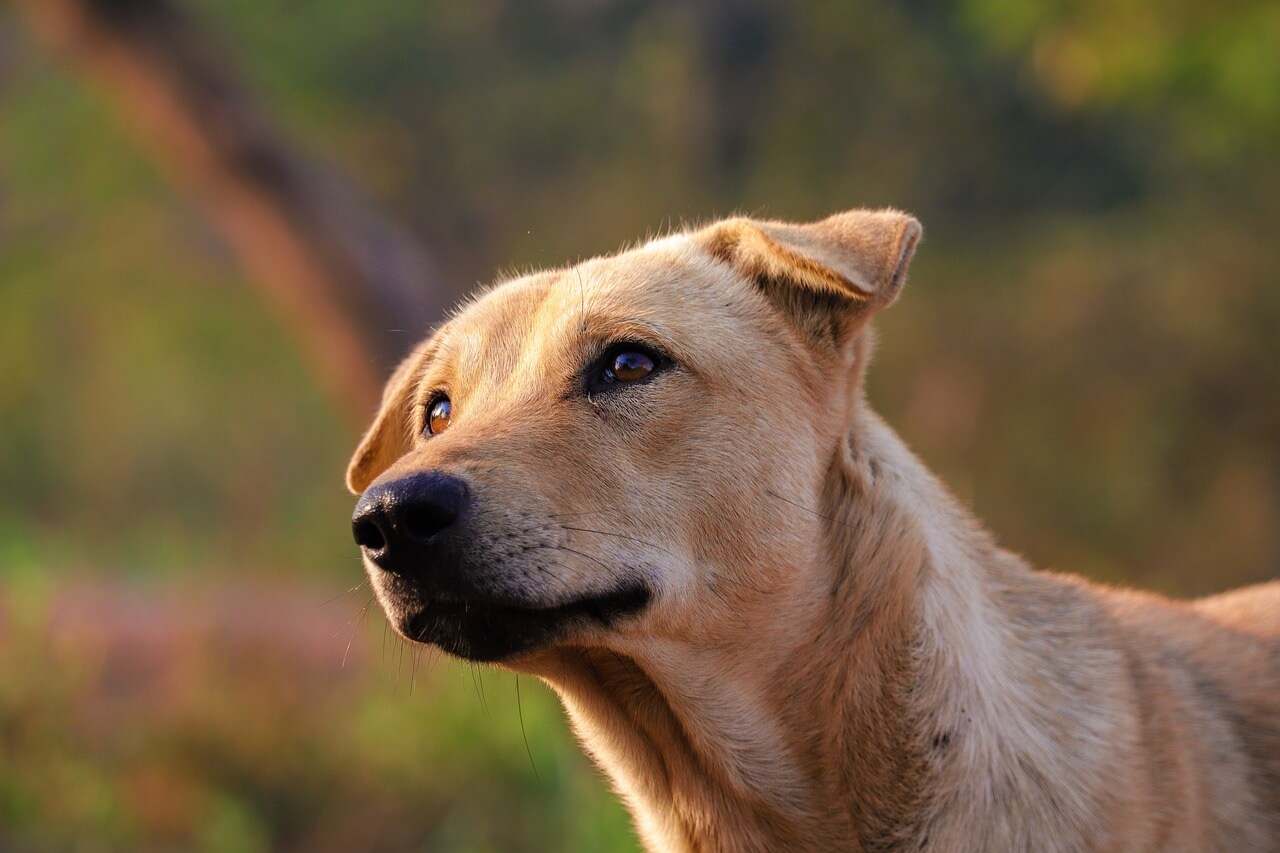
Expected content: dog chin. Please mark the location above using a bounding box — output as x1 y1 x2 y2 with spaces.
393 584 652 663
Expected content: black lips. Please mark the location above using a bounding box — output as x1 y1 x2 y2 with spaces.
400 583 651 662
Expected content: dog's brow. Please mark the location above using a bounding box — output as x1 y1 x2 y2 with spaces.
408 335 458 401
573 315 679 353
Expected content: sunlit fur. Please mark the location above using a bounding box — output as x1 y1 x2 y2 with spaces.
348 209 1280 851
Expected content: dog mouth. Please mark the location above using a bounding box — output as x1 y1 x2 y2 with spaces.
397 583 652 662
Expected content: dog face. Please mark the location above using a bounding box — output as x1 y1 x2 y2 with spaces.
348 209 920 663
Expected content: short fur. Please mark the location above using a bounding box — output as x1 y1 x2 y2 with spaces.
348 208 1280 851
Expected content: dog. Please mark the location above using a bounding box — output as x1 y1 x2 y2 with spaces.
347 208 1280 851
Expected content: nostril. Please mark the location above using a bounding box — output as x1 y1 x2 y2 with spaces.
352 472 468 560
353 518 386 551
401 503 457 542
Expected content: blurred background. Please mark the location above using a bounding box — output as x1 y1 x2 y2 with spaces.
1 0 1277 849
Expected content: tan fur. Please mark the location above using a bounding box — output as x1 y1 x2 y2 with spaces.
348 209 1280 851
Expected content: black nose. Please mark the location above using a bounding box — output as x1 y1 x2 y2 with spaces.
351 472 469 574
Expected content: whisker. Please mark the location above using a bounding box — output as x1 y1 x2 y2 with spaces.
530 523 770 598
524 543 613 572
322 580 368 608
422 646 443 679
556 522 768 595
764 488 856 531
608 650 633 677
334 595 375 639
704 573 733 605
556 525 679 557
544 509 621 520
469 663 485 708
516 676 540 785
393 636 407 694
579 647 605 688
476 666 492 721
342 596 375 669
409 645 422 696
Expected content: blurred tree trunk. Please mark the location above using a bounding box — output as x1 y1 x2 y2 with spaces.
15 0 450 419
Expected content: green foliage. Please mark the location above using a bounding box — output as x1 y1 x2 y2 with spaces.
1 0 1277 848
960 0 1280 161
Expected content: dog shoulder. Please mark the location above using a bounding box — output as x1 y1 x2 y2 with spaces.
1089 578 1280 843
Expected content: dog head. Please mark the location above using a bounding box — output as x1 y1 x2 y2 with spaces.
347 209 920 663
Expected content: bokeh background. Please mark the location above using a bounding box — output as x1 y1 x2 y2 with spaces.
2 0 1278 849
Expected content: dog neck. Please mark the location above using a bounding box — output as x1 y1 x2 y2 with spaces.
531 409 1095 851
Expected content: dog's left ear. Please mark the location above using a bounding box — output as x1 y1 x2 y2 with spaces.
345 346 426 494
697 208 921 349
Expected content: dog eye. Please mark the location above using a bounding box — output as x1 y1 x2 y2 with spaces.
602 350 656 384
586 343 670 395
426 396 452 435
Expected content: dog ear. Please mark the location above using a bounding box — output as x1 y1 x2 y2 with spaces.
345 347 426 494
698 208 921 348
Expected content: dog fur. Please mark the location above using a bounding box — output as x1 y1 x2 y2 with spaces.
347 208 1280 851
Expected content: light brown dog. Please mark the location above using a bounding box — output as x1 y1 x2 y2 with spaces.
347 208 1280 851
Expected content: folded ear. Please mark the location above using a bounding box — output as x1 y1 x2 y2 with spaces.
697 208 921 348
345 347 427 494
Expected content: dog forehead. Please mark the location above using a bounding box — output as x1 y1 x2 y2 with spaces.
445 237 752 364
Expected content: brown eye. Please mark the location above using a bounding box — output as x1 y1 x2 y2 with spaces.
427 396 452 435
606 350 656 384
587 343 669 394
